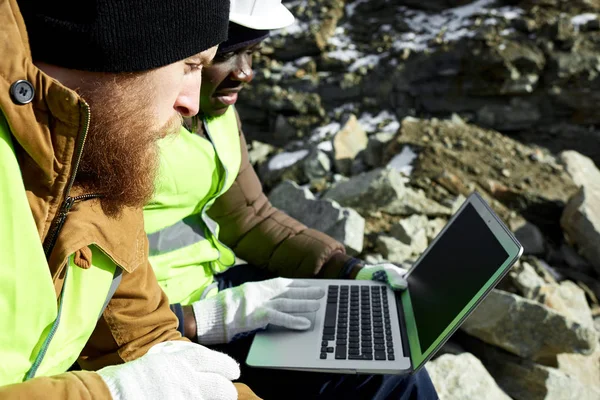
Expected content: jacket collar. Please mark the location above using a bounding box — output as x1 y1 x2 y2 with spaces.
0 0 143 273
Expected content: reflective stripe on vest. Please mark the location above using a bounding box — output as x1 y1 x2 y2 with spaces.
144 106 241 305
0 113 118 385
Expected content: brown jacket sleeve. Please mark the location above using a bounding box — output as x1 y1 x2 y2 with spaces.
208 113 352 278
78 257 185 370
0 371 111 399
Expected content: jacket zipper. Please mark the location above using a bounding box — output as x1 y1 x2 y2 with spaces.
43 101 97 258
32 101 100 379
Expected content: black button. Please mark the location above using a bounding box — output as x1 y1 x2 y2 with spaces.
10 80 35 105
320 353 327 359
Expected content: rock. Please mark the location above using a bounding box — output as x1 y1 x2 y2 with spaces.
509 261 547 299
478 343 600 400
259 149 309 189
561 151 600 191
323 167 452 217
389 215 429 255
268 180 365 255
558 244 596 274
386 117 578 236
427 353 511 400
363 253 387 265
536 281 596 328
477 98 542 131
462 289 599 361
513 220 546 255
364 132 395 168
303 149 332 181
247 140 275 166
375 236 413 264
555 349 600 395
332 114 368 176
426 218 447 241
561 187 600 275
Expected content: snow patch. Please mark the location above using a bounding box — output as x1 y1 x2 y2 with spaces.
311 122 342 143
358 110 400 134
387 146 417 176
268 150 309 171
572 13 598 31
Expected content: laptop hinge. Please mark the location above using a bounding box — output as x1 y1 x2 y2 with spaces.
396 293 412 370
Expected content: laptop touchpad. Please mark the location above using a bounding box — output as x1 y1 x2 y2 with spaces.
267 312 317 333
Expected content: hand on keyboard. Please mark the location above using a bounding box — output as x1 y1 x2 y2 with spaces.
355 263 408 290
192 278 325 344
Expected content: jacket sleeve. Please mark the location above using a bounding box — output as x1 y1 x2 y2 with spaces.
207 114 352 279
78 249 185 370
0 371 112 399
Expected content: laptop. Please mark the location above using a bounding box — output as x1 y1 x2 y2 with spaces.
246 192 523 374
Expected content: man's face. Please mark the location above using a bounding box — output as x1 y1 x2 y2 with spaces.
200 43 260 117
75 46 218 216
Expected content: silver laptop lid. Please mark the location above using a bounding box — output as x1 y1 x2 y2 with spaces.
399 192 523 372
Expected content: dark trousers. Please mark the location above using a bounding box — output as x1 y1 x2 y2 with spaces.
211 265 439 400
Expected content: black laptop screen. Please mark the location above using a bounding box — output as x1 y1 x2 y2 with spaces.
407 203 509 353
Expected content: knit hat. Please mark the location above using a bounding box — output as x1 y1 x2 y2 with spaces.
217 22 269 55
17 0 230 73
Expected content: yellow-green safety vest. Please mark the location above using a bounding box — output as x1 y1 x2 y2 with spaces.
144 106 241 305
0 112 120 386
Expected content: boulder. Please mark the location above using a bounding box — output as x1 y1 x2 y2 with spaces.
561 187 600 275
462 289 599 361
480 344 600 400
536 281 596 328
364 132 396 168
426 218 447 241
247 140 275 166
428 353 511 400
385 117 578 235
260 149 309 188
375 236 414 264
560 151 600 274
389 215 429 255
324 168 451 217
303 149 332 181
513 220 546 255
268 180 365 255
509 261 547 299
332 114 368 176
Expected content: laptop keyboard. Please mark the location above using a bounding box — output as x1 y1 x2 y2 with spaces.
320 285 395 361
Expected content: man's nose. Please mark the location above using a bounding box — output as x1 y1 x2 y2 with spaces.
174 78 201 117
231 57 254 83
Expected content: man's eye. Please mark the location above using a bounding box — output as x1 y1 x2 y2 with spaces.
215 52 235 62
185 63 202 73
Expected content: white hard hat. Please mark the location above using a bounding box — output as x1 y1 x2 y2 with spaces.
229 0 295 30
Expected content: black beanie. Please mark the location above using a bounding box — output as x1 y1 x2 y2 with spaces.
17 0 230 73
217 22 269 55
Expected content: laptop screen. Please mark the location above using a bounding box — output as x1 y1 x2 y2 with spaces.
401 199 518 370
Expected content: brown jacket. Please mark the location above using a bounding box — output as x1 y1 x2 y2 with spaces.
207 112 353 278
0 1 259 399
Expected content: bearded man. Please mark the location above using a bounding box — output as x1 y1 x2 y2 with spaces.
0 0 259 399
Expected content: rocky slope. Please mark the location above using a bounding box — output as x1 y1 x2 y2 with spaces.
236 1 600 399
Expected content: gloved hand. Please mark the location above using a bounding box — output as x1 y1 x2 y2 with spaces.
355 263 408 290
97 341 240 400
192 277 325 345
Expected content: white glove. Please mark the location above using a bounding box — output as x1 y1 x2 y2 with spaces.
355 263 408 290
97 341 240 400
192 277 325 345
